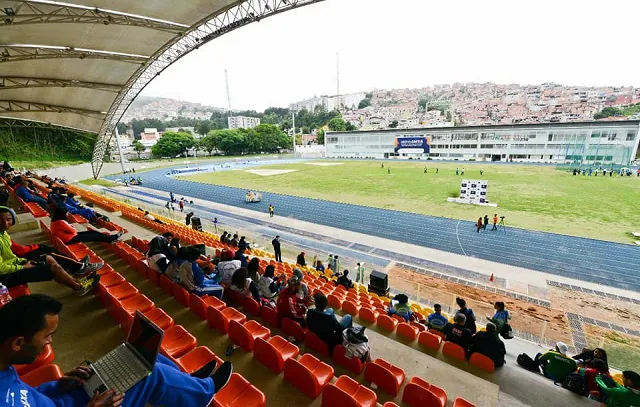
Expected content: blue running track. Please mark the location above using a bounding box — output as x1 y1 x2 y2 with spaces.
107 165 640 292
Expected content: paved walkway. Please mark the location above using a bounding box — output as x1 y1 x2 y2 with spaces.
102 159 640 294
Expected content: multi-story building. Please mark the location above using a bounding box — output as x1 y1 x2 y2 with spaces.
326 120 640 166
228 116 261 129
289 92 367 112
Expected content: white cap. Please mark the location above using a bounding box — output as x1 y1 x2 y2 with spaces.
555 342 569 355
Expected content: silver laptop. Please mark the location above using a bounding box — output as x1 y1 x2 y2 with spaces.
84 311 164 396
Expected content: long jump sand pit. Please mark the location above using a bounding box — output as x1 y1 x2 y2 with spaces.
245 169 296 176
303 162 344 167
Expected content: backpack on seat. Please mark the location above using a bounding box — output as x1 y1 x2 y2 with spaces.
517 353 540 372
558 372 587 396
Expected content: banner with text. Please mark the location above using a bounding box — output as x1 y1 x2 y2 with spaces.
394 136 431 153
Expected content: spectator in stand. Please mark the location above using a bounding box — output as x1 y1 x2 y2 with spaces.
185 211 194 226
0 206 99 295
595 370 640 406
143 211 163 224
468 322 506 367
487 301 510 336
573 347 609 369
230 234 239 247
276 276 311 327
427 304 449 331
15 179 48 209
11 238 103 276
46 187 63 209
217 249 241 286
238 236 250 251
582 359 610 401
296 252 306 267
0 187 8 206
315 260 325 272
229 267 260 302
1 161 12 171
51 208 122 244
271 236 282 262
233 247 248 268
220 231 228 244
64 193 98 222
146 232 177 274
387 294 414 322
257 265 284 299
246 257 261 284
0 294 233 407
456 297 477 334
534 342 577 382
336 269 353 289
172 246 223 298
292 268 309 298
307 293 353 354
444 313 473 351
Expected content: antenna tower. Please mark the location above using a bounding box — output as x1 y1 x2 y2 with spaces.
225 69 232 112
336 52 340 112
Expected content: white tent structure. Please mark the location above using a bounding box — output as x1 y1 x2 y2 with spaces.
0 0 324 177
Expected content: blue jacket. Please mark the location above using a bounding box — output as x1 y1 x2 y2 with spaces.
0 366 90 407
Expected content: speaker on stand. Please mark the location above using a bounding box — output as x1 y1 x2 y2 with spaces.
368 270 390 297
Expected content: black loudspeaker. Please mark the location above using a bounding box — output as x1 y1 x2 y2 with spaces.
191 216 202 231
368 270 389 297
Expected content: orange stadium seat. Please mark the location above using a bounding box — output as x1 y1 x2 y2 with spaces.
19 364 63 387
171 346 223 376
376 314 398 332
470 352 495 373
207 306 246 334
172 285 191 308
305 331 330 357
332 344 365 374
211 373 266 407
428 328 446 340
359 307 379 323
14 344 55 375
228 320 271 351
327 294 343 310
159 274 174 296
261 305 280 328
453 397 475 407
254 335 299 373
397 322 419 341
321 375 377 407
281 317 307 342
189 294 225 320
417 331 442 351
241 296 262 317
442 342 466 361
160 325 197 359
363 358 406 396
402 376 447 407
284 353 334 399
342 300 361 316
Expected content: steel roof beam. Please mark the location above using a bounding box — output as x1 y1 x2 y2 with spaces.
0 75 121 92
91 0 326 178
0 44 148 64
2 1 188 34
0 115 92 132
0 99 105 118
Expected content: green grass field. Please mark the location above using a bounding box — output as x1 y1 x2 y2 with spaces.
181 161 640 243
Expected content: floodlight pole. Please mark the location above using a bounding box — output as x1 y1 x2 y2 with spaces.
114 126 127 174
292 111 296 156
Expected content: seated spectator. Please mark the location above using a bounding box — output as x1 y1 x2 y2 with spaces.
486 301 510 336
336 269 353 289
172 246 223 298
47 187 64 209
220 231 229 244
0 187 9 206
11 238 103 276
595 370 640 406
427 304 449 331
185 211 194 226
292 268 309 298
0 206 99 295
144 211 163 224
15 179 47 209
230 234 239 247
238 236 250 251
388 293 414 322
233 247 248 268
147 232 177 273
315 260 325 272
573 347 608 369
469 322 506 367
456 297 477 334
443 313 473 351
0 294 233 406
307 293 353 353
257 265 284 299
51 208 122 244
2 160 12 171
246 257 261 284
277 276 311 327
534 342 577 382
229 267 260 302
217 249 241 286
582 359 610 401
296 251 306 267
64 193 98 222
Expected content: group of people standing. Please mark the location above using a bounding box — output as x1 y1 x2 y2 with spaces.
477 213 501 232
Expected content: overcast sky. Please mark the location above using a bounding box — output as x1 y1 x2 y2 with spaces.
140 0 640 111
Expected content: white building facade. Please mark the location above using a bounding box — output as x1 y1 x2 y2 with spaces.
326 121 640 165
228 116 261 129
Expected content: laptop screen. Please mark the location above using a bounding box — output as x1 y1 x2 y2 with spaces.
127 311 164 367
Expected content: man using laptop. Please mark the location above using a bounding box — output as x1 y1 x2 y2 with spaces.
0 294 233 407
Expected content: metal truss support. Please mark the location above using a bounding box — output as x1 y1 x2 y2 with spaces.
0 99 105 118
1 1 188 34
0 116 89 132
91 0 326 178
0 76 121 92
0 44 148 64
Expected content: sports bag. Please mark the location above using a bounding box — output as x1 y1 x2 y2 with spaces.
517 353 539 372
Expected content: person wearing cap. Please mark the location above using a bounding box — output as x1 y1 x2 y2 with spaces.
443 313 473 351
276 276 311 327
296 252 306 267
595 370 640 406
336 269 353 289
535 342 577 382
292 268 309 298
388 293 414 322
0 206 99 296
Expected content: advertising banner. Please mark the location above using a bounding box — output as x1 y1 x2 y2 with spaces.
394 136 430 153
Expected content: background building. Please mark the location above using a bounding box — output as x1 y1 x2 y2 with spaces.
326 121 640 166
228 116 261 129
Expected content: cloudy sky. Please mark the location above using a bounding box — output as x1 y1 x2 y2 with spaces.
141 0 640 111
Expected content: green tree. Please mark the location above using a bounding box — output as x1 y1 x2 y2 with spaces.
594 106 622 120
132 140 146 159
151 132 195 157
328 117 348 131
116 122 128 134
316 129 325 145
301 126 311 134
358 97 371 109
389 120 399 128
215 129 246 155
200 132 220 155
254 124 290 152
195 120 212 136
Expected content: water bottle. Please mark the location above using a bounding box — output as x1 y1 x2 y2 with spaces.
0 283 12 307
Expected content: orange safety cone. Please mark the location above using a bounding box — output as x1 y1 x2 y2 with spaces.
489 273 494 282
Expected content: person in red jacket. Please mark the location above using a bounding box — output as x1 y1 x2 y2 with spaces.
50 208 122 244
583 359 610 401
276 276 312 327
